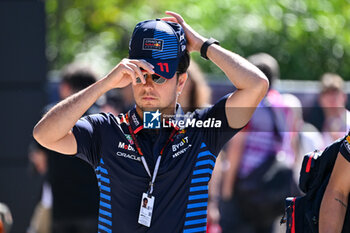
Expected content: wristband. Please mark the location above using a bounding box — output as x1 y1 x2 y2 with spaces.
200 38 220 60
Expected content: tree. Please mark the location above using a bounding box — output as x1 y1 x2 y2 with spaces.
46 0 350 80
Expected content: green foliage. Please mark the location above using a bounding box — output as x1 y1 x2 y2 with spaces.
46 0 350 80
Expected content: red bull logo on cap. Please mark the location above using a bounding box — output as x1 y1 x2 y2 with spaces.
143 38 163 51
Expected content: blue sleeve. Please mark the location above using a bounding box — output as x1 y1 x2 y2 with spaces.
72 113 108 167
195 94 243 155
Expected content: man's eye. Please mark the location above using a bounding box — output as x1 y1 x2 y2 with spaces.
152 75 166 84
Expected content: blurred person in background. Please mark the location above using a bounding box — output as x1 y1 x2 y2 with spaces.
28 64 100 233
27 142 52 233
210 53 296 233
100 89 127 115
282 93 324 182
0 203 13 233
178 61 212 112
121 84 136 110
319 73 350 146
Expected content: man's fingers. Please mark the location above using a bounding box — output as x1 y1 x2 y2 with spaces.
131 59 154 74
122 59 156 85
123 66 137 85
160 17 178 23
165 11 184 23
129 63 146 84
139 59 155 71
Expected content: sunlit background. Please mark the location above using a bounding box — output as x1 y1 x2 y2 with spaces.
46 0 350 80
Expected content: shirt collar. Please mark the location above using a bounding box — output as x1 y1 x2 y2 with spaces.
128 107 144 134
128 104 184 134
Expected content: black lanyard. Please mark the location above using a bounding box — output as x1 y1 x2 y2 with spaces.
126 112 178 194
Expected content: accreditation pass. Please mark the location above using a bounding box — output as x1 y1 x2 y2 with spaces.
138 193 155 227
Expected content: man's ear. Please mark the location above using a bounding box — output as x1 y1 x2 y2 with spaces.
177 72 188 94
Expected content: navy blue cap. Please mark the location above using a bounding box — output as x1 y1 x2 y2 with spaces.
129 19 187 79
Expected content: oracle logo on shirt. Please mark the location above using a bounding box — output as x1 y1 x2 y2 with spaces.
116 151 141 162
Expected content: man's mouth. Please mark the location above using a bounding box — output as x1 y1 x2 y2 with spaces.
142 96 157 101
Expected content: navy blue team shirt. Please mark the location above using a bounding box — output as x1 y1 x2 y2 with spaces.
72 96 241 233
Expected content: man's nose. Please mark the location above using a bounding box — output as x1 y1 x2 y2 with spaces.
143 75 154 87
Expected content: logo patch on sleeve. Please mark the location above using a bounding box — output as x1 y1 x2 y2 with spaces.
345 135 350 153
143 39 163 51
